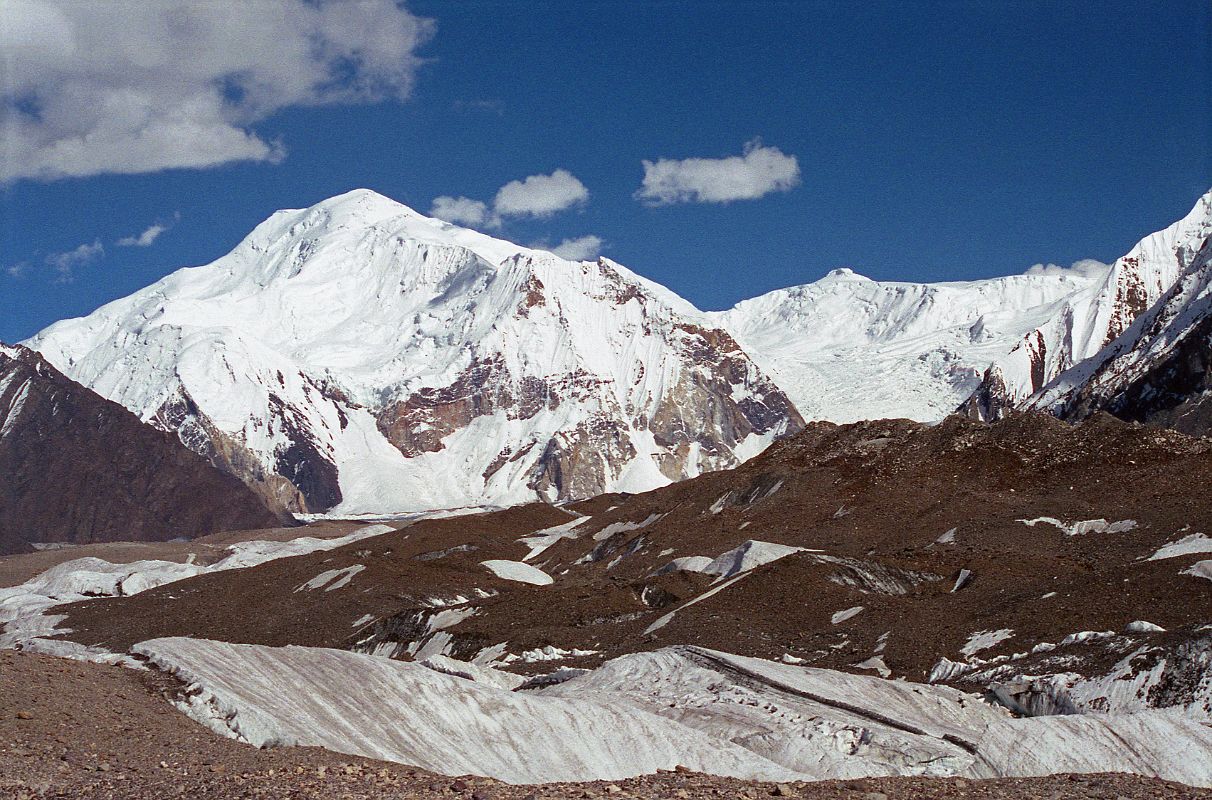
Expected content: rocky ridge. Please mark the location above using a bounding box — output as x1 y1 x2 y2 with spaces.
962 190 1212 421
0 343 283 555
1030 234 1212 434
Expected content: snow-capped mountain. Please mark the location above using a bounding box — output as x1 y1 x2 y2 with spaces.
27 187 1212 517
28 190 802 515
0 342 281 554
1030 234 1212 433
711 268 1099 422
961 190 1212 420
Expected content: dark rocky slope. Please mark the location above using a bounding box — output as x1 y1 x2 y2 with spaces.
0 343 286 555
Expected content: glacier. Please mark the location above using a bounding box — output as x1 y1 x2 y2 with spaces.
133 637 1212 786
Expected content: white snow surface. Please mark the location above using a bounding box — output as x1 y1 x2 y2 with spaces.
961 629 1015 657
137 638 1212 785
1149 533 1212 561
416 654 526 691
831 606 864 625
655 555 715 576
515 645 599 662
480 560 553 586
1183 561 1212 582
518 516 591 561
992 190 1212 415
555 647 1212 785
712 267 1102 422
1018 517 1137 536
27 189 1212 519
295 564 365 592
1026 193 1212 415
702 540 810 581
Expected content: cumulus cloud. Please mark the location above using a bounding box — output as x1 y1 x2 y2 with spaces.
636 138 801 205
117 212 179 247
46 239 104 282
545 235 603 261
430 169 589 234
493 169 589 219
4 261 29 278
0 0 434 182
430 196 495 228
1024 258 1111 280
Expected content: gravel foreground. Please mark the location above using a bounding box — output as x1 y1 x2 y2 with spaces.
2 650 1208 800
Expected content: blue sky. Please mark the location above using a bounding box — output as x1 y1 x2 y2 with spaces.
2 0 1210 343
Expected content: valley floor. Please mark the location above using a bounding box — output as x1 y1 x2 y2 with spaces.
1 650 1207 800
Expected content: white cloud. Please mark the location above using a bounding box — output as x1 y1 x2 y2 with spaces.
0 0 433 182
1024 258 1110 280
429 169 589 233
4 261 29 278
430 196 496 228
636 138 801 205
117 213 178 247
45 239 103 282
493 169 588 219
545 235 603 261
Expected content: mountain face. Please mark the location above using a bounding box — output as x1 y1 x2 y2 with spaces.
1029 235 1212 434
0 343 283 555
961 191 1212 421
712 268 1097 422
28 190 803 515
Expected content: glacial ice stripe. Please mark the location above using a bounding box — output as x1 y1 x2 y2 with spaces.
132 638 1212 787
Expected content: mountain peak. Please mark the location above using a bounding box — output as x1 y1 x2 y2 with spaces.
822 267 871 282
302 187 427 228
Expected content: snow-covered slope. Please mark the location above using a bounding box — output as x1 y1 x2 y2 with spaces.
27 187 1212 515
1030 234 1212 433
962 190 1212 420
712 268 1097 422
28 190 801 515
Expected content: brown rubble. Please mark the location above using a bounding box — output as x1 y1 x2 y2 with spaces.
21 412 1208 702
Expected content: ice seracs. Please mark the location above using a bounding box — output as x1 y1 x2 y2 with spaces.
133 637 801 785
